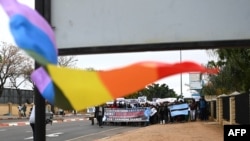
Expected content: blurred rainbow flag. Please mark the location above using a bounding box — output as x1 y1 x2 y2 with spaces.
0 0 218 111
31 62 218 110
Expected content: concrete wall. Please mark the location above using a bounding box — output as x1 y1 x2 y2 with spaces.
207 94 239 125
0 103 87 116
0 103 33 116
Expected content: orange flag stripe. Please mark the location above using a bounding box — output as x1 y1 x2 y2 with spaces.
99 62 159 98
99 61 218 98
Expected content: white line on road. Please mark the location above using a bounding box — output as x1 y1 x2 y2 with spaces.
0 129 6 131
65 127 124 141
24 132 64 140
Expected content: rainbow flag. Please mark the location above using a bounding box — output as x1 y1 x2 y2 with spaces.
31 61 218 110
0 0 219 111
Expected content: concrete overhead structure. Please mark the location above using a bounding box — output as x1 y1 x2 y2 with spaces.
44 0 250 55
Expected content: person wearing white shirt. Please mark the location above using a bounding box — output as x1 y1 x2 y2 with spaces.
29 105 35 138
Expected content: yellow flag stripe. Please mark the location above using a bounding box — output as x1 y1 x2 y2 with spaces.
47 65 113 110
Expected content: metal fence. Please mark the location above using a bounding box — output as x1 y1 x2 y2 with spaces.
0 88 34 105
212 100 216 119
235 92 250 124
206 92 250 125
222 96 230 121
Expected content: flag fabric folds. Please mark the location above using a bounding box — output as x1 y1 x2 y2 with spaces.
32 61 217 110
0 0 58 65
0 0 219 111
169 103 189 117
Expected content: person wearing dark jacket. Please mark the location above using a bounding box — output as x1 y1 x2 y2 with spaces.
158 103 165 124
95 105 105 128
199 96 208 120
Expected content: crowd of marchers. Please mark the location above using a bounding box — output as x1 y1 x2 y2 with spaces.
89 96 209 128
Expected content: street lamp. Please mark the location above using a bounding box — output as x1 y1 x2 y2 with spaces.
180 50 183 96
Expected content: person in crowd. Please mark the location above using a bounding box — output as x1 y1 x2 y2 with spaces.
92 106 98 125
72 110 77 115
158 103 165 124
163 102 169 124
96 104 105 128
111 100 118 108
189 98 197 121
45 101 54 125
18 104 24 117
45 100 52 113
22 103 27 117
118 101 125 108
88 107 95 125
58 108 65 116
28 106 33 117
144 104 151 126
150 104 158 124
29 104 35 139
199 96 208 120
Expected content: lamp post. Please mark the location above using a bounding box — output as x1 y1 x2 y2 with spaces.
180 50 183 97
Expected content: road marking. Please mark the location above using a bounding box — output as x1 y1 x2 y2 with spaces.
65 127 124 141
46 132 63 137
24 136 33 140
24 132 64 140
0 129 6 131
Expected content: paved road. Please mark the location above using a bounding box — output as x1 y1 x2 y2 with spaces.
0 119 142 141
0 114 85 127
0 114 143 141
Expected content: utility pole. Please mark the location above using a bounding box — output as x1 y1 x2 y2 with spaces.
34 0 51 140
180 50 183 97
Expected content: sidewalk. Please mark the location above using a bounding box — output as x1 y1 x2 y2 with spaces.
0 115 27 120
96 121 224 141
0 114 89 127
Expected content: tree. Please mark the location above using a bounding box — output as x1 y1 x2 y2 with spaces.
58 56 78 67
125 83 177 100
0 42 33 99
8 56 34 105
201 48 250 96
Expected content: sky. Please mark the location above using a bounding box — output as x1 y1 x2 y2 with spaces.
0 0 216 97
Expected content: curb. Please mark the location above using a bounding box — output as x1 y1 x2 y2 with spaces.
0 117 88 127
0 122 30 127
0 117 28 120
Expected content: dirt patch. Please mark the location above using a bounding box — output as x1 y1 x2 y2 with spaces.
97 121 223 141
